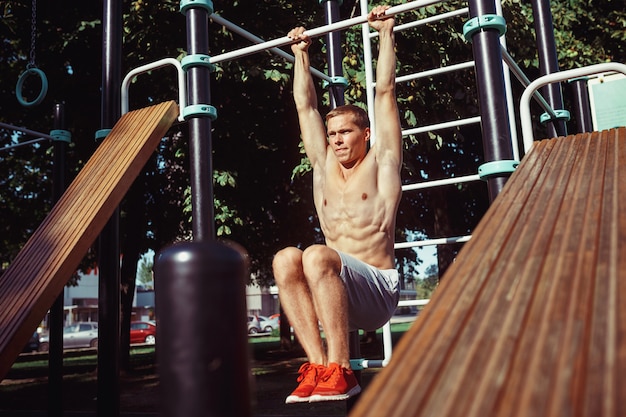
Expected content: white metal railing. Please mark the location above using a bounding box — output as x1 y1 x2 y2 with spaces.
520 62 626 152
353 298 430 369
121 58 187 121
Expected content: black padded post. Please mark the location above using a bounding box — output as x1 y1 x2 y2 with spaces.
155 241 251 417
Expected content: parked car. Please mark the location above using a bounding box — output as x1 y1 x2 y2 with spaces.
248 315 261 334
130 321 156 344
22 331 40 353
257 315 279 333
38 322 98 352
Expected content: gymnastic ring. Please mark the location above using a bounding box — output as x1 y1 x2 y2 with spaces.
16 67 48 107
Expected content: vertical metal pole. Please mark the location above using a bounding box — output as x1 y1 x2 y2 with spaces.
569 78 593 133
185 5 215 241
48 103 67 417
468 0 514 202
531 0 567 138
322 0 346 108
155 2 251 416
98 0 121 416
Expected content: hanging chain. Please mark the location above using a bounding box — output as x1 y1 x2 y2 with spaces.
28 0 37 68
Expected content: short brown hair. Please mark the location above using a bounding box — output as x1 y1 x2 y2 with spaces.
325 104 370 130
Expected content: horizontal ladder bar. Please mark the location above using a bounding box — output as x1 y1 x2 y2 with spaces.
394 235 471 249
208 0 446 65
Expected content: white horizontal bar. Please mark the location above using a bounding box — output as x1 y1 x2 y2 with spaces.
402 116 481 136
371 7 469 38
397 299 430 307
394 235 471 249
208 0 446 65
396 61 475 85
210 14 332 83
402 174 481 191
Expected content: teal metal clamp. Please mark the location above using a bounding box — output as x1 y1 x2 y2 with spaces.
16 67 48 107
350 359 365 371
50 129 71 143
478 160 519 180
463 15 506 43
539 109 570 125
182 104 218 121
95 129 112 140
322 76 349 89
181 54 216 72
180 0 213 15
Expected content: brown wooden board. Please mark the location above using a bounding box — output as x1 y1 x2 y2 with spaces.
0 101 178 380
350 128 626 417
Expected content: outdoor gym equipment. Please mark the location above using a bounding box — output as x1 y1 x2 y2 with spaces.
15 0 48 107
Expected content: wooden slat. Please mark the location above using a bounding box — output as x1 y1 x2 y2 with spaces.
350 127 626 417
0 101 178 380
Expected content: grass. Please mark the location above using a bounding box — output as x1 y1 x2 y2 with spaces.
8 322 414 375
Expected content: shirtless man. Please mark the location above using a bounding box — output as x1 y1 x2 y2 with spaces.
273 5 402 403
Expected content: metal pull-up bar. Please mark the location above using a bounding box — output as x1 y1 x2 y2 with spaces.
210 14 332 83
208 0 443 65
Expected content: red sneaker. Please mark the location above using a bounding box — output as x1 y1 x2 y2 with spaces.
285 362 326 404
309 363 361 402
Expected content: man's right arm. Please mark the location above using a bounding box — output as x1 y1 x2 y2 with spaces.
289 28 328 169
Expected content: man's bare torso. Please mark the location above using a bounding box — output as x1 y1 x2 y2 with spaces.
313 147 400 270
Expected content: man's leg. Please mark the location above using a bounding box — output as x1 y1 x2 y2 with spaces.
301 245 361 402
300 245 350 368
274 247 332 403
273 246 326 364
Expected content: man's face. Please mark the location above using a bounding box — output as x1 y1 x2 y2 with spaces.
326 114 370 166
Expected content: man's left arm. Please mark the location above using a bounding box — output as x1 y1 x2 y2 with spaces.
370 7 403 178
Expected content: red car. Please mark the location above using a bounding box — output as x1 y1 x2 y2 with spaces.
130 321 156 345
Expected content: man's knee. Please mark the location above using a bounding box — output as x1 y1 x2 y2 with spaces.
273 247 303 286
302 245 341 275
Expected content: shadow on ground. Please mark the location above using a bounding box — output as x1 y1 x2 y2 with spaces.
0 337 386 417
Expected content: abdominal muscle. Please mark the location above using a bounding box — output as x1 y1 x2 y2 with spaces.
313 149 400 270
317 188 397 270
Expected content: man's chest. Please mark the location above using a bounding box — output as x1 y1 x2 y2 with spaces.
316 168 381 224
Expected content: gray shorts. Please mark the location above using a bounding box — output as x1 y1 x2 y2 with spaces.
337 251 400 331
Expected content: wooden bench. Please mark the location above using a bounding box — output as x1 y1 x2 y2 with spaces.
0 101 178 380
351 127 626 417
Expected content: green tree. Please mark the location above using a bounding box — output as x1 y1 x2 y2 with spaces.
136 251 154 289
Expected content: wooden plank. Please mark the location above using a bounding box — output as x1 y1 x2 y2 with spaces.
0 101 178 380
350 127 626 417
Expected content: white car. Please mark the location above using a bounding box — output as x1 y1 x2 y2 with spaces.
257 315 279 333
248 315 261 334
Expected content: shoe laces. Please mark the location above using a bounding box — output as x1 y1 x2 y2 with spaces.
296 362 322 383
319 364 342 384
